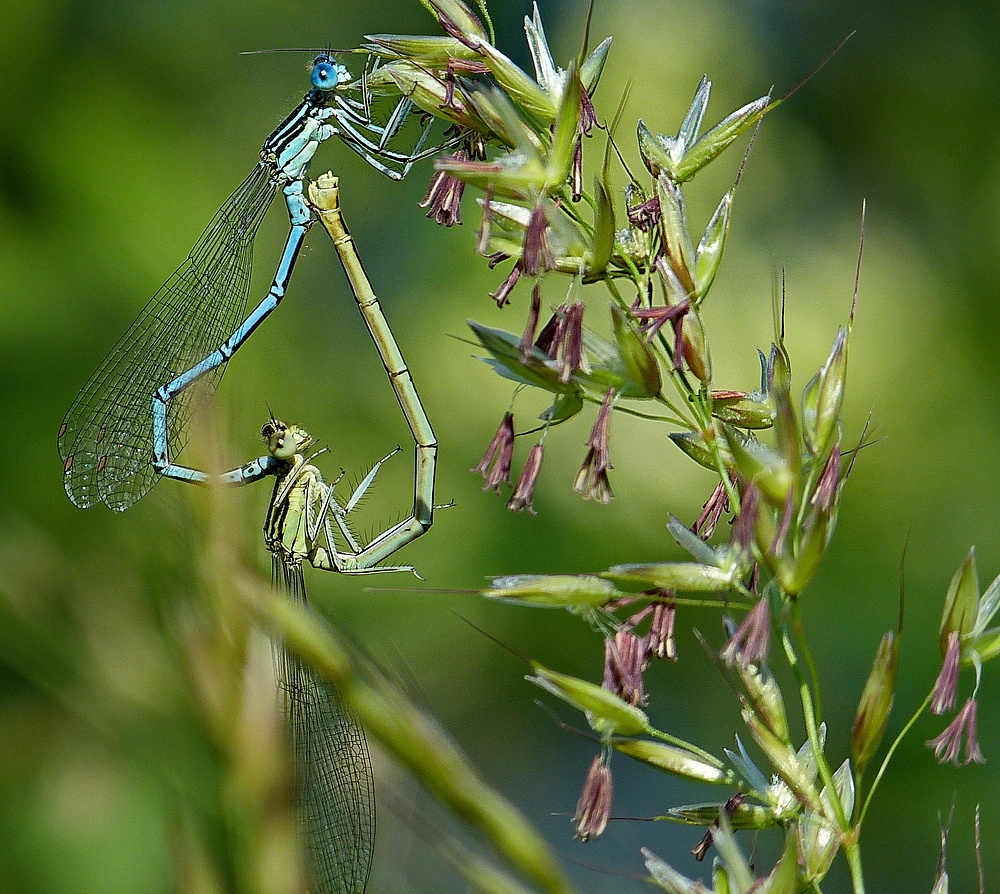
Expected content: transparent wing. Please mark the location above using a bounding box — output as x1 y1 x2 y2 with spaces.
58 164 278 510
275 558 375 894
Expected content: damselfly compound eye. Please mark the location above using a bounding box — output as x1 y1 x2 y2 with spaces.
59 44 442 510
311 55 349 90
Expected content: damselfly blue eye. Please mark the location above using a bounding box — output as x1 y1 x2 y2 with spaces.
60 43 443 508
311 56 347 90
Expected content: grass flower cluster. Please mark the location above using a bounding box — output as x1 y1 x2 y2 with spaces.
349 1 997 891
7 3 995 893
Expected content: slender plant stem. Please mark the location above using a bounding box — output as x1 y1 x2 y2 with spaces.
858 693 931 826
782 625 843 825
792 600 824 725
844 843 867 894
782 613 867 894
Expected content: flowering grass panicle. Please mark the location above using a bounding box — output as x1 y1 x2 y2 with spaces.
356 1 994 889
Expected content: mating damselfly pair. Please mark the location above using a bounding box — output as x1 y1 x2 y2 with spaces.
58 50 446 894
57 52 439 521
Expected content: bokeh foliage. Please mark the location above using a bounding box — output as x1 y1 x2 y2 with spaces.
2 0 1000 891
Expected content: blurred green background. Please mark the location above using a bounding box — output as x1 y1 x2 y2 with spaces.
2 0 999 891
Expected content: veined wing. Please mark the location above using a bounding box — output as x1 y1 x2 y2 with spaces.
274 556 376 894
58 163 278 510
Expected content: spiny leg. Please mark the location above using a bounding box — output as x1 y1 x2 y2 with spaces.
309 447 416 575
343 446 402 514
330 90 413 146
247 420 415 576
312 446 402 544
59 51 450 511
329 101 453 181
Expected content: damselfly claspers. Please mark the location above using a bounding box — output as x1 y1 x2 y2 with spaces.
175 172 444 888
58 53 444 512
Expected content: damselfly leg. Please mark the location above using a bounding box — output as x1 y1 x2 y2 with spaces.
58 53 449 511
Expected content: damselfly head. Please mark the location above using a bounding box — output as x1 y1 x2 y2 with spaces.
311 54 351 91
261 419 313 459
